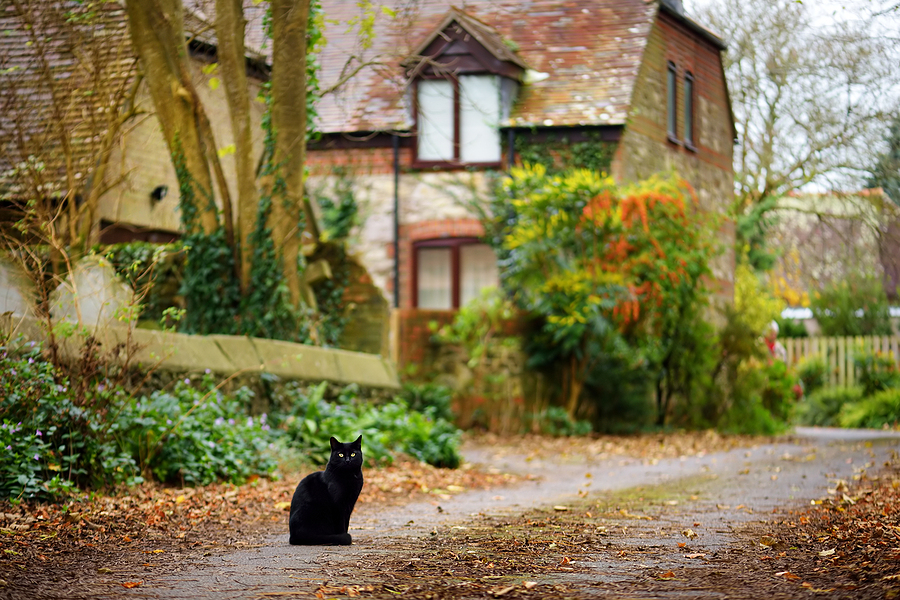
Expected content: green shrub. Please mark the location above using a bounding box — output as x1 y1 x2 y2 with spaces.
855 351 899 397
811 274 893 336
399 382 454 422
795 386 864 426
839 388 900 429
280 383 462 468
117 378 277 486
98 241 185 324
761 360 800 422
0 343 140 501
528 406 593 437
796 357 828 397
720 395 787 435
717 355 791 436
777 318 808 338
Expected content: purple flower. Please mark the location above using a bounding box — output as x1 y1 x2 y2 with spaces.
246 417 254 427
228 418 235 426
97 384 105 392
33 454 39 461
204 369 211 375
35 430 42 437
184 378 190 385
4 445 10 451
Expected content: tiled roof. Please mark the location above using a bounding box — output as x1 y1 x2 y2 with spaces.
310 0 660 133
404 7 528 72
1 0 675 172
0 1 135 192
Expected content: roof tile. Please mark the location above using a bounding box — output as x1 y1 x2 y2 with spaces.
311 0 659 133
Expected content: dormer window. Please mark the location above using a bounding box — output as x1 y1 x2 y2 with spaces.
405 8 526 168
417 74 501 164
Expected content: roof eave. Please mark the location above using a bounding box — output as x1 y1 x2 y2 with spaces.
658 3 726 51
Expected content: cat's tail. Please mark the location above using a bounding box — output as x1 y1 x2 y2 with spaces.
289 532 352 546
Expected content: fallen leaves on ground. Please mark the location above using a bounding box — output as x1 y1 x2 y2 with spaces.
0 453 517 597
0 430 781 598
471 430 774 464
734 448 900 598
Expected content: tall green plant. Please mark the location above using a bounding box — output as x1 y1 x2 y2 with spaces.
810 274 893 336
488 166 721 424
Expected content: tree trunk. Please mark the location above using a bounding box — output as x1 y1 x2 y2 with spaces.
215 0 256 288
564 355 585 419
269 0 316 308
123 0 221 235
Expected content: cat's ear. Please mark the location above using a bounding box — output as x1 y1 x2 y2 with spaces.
352 435 362 449
330 436 340 451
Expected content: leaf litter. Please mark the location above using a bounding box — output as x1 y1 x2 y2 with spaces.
1 431 898 599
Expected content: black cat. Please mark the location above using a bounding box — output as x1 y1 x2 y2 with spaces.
288 435 364 545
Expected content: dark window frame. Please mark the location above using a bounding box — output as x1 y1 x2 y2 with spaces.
412 236 487 309
684 71 696 151
413 76 503 170
666 61 680 145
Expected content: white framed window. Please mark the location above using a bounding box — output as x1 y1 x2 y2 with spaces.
416 75 501 165
416 247 453 309
415 239 499 309
417 80 455 161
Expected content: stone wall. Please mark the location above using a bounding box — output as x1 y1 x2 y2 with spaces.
1 315 399 390
0 258 35 319
307 154 494 309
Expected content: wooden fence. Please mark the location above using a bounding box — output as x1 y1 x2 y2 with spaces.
783 336 900 388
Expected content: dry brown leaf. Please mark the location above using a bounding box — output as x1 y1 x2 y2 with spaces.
775 571 801 580
490 585 516 597
658 570 676 580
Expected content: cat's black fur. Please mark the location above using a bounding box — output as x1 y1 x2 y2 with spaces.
288 435 364 545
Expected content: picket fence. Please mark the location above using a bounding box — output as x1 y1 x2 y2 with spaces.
782 336 900 388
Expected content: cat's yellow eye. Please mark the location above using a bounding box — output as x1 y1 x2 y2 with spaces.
351 452 356 457
338 453 344 457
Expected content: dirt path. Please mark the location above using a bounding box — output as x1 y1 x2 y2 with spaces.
125 427 900 600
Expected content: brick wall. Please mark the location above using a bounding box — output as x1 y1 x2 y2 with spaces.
397 218 486 309
615 11 736 301
306 145 413 176
394 308 456 371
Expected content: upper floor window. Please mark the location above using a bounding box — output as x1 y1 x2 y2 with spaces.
666 62 677 140
416 74 502 166
684 71 695 149
415 238 499 309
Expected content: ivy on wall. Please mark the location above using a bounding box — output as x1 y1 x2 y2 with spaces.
172 136 242 335
512 131 616 175
98 241 184 325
